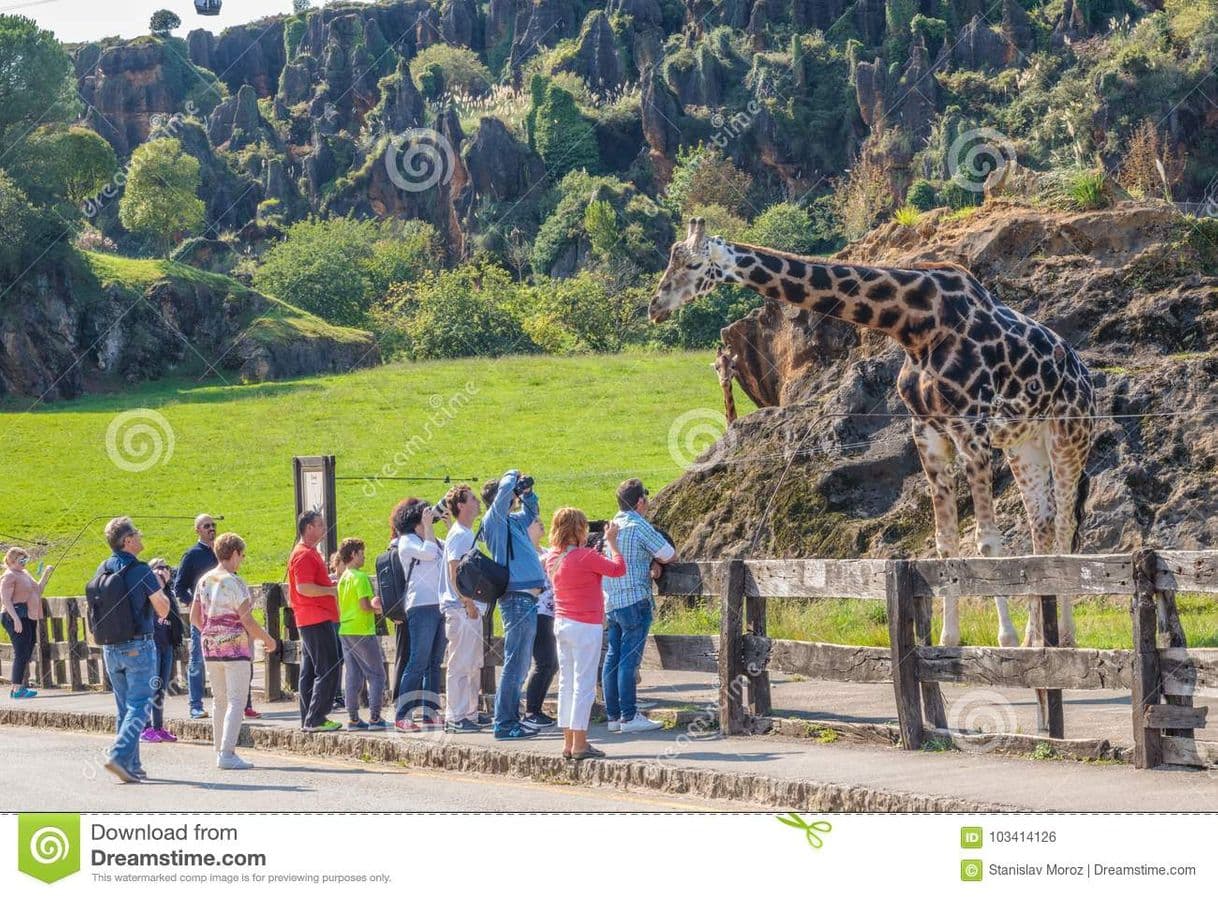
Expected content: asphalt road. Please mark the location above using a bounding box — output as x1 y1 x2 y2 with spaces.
0 729 735 813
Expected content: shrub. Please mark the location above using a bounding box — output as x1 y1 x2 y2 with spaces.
409 44 491 96
521 272 647 354
906 179 939 212
831 146 894 241
893 205 920 227
684 203 747 242
531 80 601 179
665 144 754 217
743 202 821 254
1040 166 1111 211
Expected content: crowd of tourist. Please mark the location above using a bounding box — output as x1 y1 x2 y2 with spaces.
0 473 677 783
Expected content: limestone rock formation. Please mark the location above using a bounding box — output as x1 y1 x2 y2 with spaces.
557 11 625 90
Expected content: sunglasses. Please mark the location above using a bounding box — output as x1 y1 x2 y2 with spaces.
16 556 28 565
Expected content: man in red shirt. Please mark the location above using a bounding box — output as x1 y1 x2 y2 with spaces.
288 511 342 732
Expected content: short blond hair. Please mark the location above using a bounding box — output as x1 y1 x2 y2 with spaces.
4 547 28 566
214 532 246 561
549 508 589 552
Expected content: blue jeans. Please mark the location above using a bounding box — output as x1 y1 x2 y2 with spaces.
603 599 653 722
187 624 205 713
103 636 157 774
493 592 538 735
149 640 175 730
395 605 447 721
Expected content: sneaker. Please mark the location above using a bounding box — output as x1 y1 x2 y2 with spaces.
619 714 662 734
346 719 369 731
140 727 163 743
521 712 556 730
607 720 622 733
304 719 343 733
156 728 177 743
190 708 209 720
131 768 148 780
476 712 492 726
394 719 421 733
367 719 390 731
217 753 254 770
445 719 482 734
244 707 262 719
494 724 538 740
103 759 138 784
14 687 38 699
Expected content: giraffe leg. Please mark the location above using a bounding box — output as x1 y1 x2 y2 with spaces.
955 431 1019 648
1048 420 1091 649
1007 434 1057 647
912 421 962 646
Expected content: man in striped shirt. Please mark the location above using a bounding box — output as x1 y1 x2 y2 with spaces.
602 478 676 734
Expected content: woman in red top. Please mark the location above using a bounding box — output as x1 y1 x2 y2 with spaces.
546 509 625 760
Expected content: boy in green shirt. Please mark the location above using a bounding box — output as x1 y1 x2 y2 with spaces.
336 539 388 730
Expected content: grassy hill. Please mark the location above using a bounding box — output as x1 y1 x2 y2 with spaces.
0 350 748 594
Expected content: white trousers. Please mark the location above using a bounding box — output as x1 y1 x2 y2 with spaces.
444 607 484 723
556 618 603 732
209 660 251 756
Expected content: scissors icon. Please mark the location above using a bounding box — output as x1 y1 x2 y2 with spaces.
776 813 832 849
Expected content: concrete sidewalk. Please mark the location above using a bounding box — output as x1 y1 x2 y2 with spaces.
3 672 1216 812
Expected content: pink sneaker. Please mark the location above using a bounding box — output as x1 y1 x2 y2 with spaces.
140 727 163 743
157 728 177 742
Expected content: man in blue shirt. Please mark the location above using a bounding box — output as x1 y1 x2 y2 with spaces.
480 470 546 739
603 479 676 734
98 517 170 783
173 514 217 719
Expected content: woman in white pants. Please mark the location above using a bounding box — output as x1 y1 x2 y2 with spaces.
545 509 625 760
190 533 276 770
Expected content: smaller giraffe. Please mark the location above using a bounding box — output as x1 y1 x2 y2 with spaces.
713 345 739 424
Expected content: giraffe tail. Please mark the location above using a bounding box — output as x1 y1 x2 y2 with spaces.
1071 470 1090 553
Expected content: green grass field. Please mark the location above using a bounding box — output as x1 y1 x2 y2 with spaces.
0 350 744 594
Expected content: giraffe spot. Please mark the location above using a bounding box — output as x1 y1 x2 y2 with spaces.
837 277 859 295
783 280 808 302
1016 354 1039 380
1028 326 1053 355
785 259 806 279
831 265 855 279
902 314 937 342
813 295 844 317
736 255 756 267
765 285 782 299
968 314 1001 342
877 307 902 330
866 280 896 301
749 267 771 285
891 269 921 286
980 341 1004 368
939 293 970 330
760 253 784 273
1040 360 1060 392
857 267 882 282
852 303 874 324
932 272 965 292
905 276 935 310
810 266 832 291
1061 377 1078 401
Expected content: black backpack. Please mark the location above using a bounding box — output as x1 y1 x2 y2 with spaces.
375 542 416 624
455 524 511 604
85 560 142 646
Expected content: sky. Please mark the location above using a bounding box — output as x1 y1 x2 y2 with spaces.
3 0 370 44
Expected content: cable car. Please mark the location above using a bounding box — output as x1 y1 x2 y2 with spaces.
195 0 222 15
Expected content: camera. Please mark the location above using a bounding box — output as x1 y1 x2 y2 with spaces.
428 497 450 519
514 475 535 495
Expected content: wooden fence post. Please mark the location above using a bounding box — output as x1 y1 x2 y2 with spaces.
912 592 947 730
887 559 923 750
1155 587 1194 740
49 612 67 687
263 583 284 702
1131 548 1163 769
283 600 300 695
718 559 747 735
65 598 84 691
745 582 772 719
34 607 53 688
1034 594 1065 738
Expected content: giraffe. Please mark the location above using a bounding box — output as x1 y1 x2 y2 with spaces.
714 345 739 424
651 218 1096 648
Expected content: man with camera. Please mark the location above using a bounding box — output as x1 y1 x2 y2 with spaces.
480 470 546 740
602 479 675 734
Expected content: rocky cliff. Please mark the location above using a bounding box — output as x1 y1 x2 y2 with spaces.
651 202 1218 557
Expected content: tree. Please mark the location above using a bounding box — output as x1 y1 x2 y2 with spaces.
119 138 204 253
665 144 754 217
292 0 313 12
0 15 75 145
10 125 116 210
149 9 181 36
743 202 819 254
530 79 600 178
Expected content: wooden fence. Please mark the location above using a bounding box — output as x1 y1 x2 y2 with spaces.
652 548 1216 771
5 549 1215 771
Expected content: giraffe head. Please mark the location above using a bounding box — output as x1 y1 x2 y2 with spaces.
650 217 731 322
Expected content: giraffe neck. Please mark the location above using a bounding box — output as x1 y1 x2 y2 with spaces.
720 242 940 348
721 378 736 423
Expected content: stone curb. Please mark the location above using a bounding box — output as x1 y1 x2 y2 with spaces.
0 708 1020 812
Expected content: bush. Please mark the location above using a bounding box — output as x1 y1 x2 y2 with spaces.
521 272 647 354
665 144 754 217
530 79 600 179
685 203 747 242
409 44 492 96
379 262 533 360
906 179 939 211
743 202 821 254
893 205 920 226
